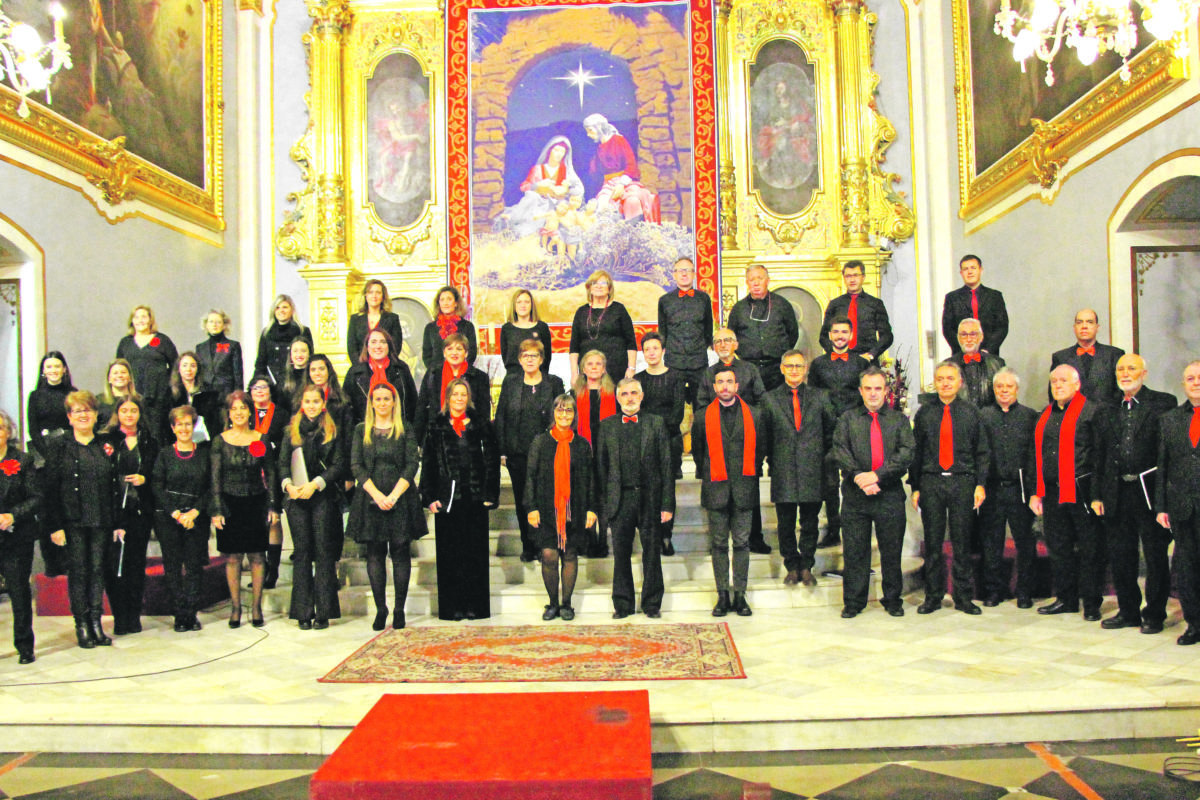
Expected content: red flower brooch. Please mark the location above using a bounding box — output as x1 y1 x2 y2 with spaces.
248 440 266 458
149 336 161 347
103 443 115 456
0 459 20 476
216 343 231 354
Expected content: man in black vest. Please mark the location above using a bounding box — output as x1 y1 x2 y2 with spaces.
727 265 799 392
1155 361 1200 645
1096 354 1177 634
657 257 714 409
692 366 762 616
1049 309 1125 407
941 254 1009 356
597 378 675 619
761 350 836 586
819 261 893 364
951 318 1004 408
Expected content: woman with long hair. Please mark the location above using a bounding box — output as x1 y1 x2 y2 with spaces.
347 279 404 364
348 381 426 630
278 337 312 417
153 405 211 633
168 352 220 444
211 391 279 628
195 309 243 400
571 350 616 557
101 396 157 636
254 295 313 388
115 304 178 436
26 351 75 576
499 289 552 376
414 333 491 444
419 378 500 621
97 358 141 430
421 285 478 371
568 270 636 387
279 386 346 630
0 409 42 663
248 374 289 588
344 329 419 428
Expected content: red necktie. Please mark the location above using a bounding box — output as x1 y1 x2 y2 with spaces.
939 404 954 470
963 353 981 363
848 294 859 350
831 352 849 362
678 289 694 298
1190 407 1200 448
792 389 802 432
869 412 884 470
1077 345 1095 356
623 415 638 424
970 288 979 320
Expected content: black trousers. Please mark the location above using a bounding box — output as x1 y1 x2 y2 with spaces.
1042 485 1104 609
156 512 210 619
1107 482 1172 624
104 512 152 626
286 491 344 621
777 501 821 573
434 501 491 620
918 474 977 603
65 525 107 621
675 367 707 409
1 538 35 652
841 493 905 611
979 483 1037 600
610 488 664 614
751 358 784 392
506 455 535 555
822 470 842 537
1173 513 1200 628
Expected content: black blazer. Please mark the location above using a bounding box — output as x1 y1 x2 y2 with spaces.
277 418 347 495
525 432 595 537
1156 402 1200 521
254 321 313 387
951 352 1005 408
831 405 914 512
419 414 500 509
494 372 566 457
1098 386 1177 513
907 396 990 491
819 291 893 360
0 448 41 545
422 319 479 371
41 434 122 531
692 399 762 511
1049 342 1125 407
195 334 244 399
595 413 675 527
1026 396 1105 504
344 360 419 427
414 365 492 445
942 284 1008 355
760 383 835 504
347 311 404 364
695 358 765 409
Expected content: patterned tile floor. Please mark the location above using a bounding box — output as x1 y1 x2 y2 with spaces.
1 739 1199 798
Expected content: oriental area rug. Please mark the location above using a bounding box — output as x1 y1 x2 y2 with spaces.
319 623 746 683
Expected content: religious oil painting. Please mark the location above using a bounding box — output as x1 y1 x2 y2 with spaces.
748 38 818 217
366 52 432 230
447 0 718 330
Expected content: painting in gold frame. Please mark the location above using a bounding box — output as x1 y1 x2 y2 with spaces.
0 0 223 231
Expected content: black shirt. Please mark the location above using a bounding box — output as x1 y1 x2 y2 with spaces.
727 291 799 363
635 369 685 435
808 353 866 418
908 398 990 490
569 302 637 384
657 290 714 370
819 291 893 359
980 403 1037 486
500 321 553 375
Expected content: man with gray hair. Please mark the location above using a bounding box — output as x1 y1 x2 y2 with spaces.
727 265 799 393
951 318 1005 408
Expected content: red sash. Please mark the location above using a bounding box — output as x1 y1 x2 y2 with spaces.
1034 393 1086 503
550 427 573 549
705 397 755 482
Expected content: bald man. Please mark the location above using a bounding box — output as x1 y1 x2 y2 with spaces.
1030 365 1107 621
1049 309 1125 406
1095 354 1177 633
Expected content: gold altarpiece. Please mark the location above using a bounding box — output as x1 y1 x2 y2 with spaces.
278 0 913 375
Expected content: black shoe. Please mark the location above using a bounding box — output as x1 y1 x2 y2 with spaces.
88 619 111 646
645 609 662 618
229 605 242 629
886 605 905 617
559 606 575 621
190 615 203 632
661 539 676 556
954 601 983 615
373 607 389 631
393 610 406 630
125 619 142 634
174 617 189 633
251 609 265 628
112 620 129 636
1140 621 1164 634
1083 607 1102 622
748 540 772 555
712 591 730 617
298 619 312 630
1017 596 1033 609
313 619 329 630
733 592 752 616
816 532 841 549
75 621 95 649
783 570 800 586
17 649 34 665
612 609 633 619
1101 612 1141 630
519 550 538 563
263 563 279 591
1037 600 1079 615
917 598 942 614
1179 626 1200 646
983 594 1002 608
543 604 560 621
841 607 859 619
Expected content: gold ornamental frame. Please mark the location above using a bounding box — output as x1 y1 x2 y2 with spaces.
952 0 1190 221
0 0 224 231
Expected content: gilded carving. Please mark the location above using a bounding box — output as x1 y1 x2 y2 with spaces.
306 0 352 31
80 137 142 206
1025 118 1068 194
316 175 347 260
720 161 739 250
369 218 435 264
317 296 341 344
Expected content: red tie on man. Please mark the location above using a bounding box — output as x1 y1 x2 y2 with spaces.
970 288 979 320
831 352 849 362
939 404 954 470
869 411 884 471
792 389 802 432
678 289 694 298
622 415 638 424
963 352 981 364
1190 406 1200 448
848 294 859 350
1077 345 1096 356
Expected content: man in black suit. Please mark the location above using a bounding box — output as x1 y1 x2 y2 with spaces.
597 378 675 619
819 261 893 364
692 366 762 616
831 367 914 618
1094 355 1178 634
941 254 1009 356
951 319 1004 408
1030 364 1107 621
909 361 990 615
1156 361 1200 645
1049 309 1125 406
727 265 799 393
761 350 836 587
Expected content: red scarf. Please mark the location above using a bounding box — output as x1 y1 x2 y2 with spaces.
369 357 390 386
450 413 467 437
440 361 466 406
1035 393 1086 503
437 313 461 340
550 427 573 549
705 397 755 482
254 403 275 435
576 388 616 444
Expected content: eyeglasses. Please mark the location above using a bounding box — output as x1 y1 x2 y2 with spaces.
69 409 94 417
519 353 540 359
782 363 806 370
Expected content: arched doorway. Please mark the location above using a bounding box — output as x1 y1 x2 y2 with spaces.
0 216 46 442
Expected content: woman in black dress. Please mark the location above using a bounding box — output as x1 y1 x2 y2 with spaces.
43 390 124 648
420 378 499 621
101 397 157 636
500 289 552 376
525 394 595 622
421 285 478 371
211 391 279 628
254 294 313 388
347 279 404 364
248 375 289 588
414 333 492 444
348 381 426 630
568 269 636 387
279 386 347 630
26 351 74 576
168 352 221 444
153 406 211 633
344 329 419 428
0 409 41 663
97 359 141 430
116 305 178 437
495 339 564 562
195 309 243 400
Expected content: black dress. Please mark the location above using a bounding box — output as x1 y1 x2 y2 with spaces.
569 301 636 385
500 321 553 375
116 334 179 434
210 434 279 554
195 333 244 399
26 383 72 465
347 425 425 546
635 368 685 473
495 372 565 556
422 318 479 371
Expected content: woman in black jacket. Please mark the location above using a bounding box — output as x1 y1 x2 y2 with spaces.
0 409 42 663
414 333 491 444
420 378 500 621
254 295 313 388
347 279 404 364
115 305 178 437
344 329 419 428
26 351 74 576
168 352 221 444
279 386 347 629
195 309 243 400
248 374 289 588
421 285 478 371
277 338 312 418
154 406 211 633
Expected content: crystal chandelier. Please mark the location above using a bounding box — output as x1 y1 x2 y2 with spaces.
0 0 71 119
994 0 1197 86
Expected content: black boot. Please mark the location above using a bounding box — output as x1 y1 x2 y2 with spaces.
75 617 96 649
264 544 282 590
712 591 730 617
733 591 753 616
89 615 112 646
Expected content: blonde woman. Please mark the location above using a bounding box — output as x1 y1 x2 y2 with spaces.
568 270 636 386
97 358 142 430
254 294 313 388
116 304 178 436
195 309 243 399
499 289 552 375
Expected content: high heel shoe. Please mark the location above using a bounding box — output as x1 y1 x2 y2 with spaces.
373 606 389 632
228 605 242 629
75 618 96 649
392 610 406 630
251 605 264 628
88 617 112 646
